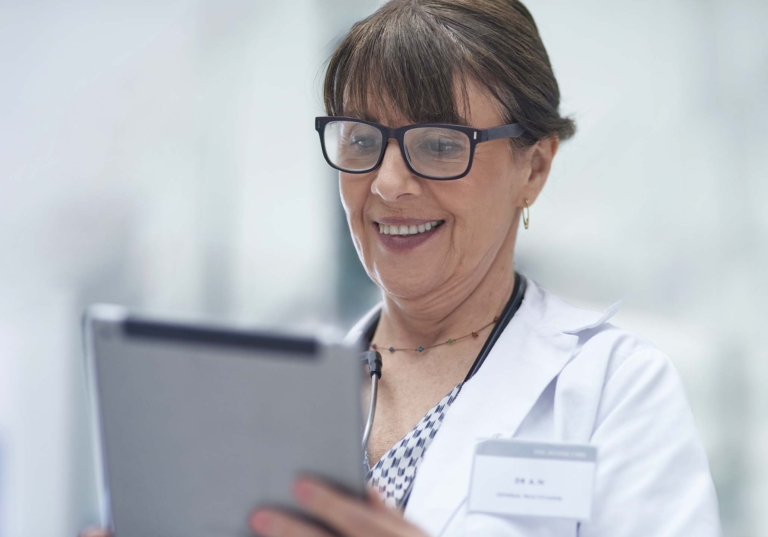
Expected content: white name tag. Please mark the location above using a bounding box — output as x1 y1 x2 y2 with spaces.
468 439 597 520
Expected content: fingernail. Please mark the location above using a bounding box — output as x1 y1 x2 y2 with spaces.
250 511 272 533
293 480 314 503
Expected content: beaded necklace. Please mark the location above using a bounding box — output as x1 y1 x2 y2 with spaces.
370 316 499 354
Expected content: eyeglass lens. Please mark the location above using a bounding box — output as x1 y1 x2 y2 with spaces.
323 121 471 178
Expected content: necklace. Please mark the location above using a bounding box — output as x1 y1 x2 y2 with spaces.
370 316 499 354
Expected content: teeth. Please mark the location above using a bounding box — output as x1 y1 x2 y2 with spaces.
378 220 443 236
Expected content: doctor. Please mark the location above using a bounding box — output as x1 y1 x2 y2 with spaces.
82 1 722 536
244 0 723 535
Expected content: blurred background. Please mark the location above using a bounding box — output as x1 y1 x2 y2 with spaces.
0 0 766 535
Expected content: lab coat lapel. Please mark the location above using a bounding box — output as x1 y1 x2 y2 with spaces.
404 304 579 536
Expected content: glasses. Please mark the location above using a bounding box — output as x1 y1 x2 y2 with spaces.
315 116 525 180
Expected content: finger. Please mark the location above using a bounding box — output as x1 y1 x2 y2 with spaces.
292 479 397 536
250 508 333 537
366 487 392 514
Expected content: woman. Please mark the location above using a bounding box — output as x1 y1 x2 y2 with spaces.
83 1 722 536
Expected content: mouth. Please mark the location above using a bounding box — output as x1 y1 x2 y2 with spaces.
377 220 445 236
372 219 446 252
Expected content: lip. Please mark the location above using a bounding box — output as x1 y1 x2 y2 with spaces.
372 217 446 253
373 216 444 226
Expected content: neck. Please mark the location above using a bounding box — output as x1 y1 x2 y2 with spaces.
377 229 517 349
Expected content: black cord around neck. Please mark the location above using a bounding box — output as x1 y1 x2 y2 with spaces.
463 272 526 382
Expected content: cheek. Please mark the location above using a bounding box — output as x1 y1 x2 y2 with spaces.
338 176 371 251
339 176 364 219
449 199 510 274
442 166 517 246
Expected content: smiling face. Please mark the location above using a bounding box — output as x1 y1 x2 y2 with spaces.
339 81 554 303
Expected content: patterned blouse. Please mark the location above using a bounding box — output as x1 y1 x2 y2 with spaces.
365 383 463 509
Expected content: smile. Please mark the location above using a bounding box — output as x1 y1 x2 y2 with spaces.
377 220 445 235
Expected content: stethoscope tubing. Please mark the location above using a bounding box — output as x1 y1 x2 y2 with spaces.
362 373 379 450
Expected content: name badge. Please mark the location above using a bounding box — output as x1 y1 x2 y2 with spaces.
468 439 597 520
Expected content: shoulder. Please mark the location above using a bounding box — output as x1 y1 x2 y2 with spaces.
521 280 722 534
521 276 669 381
523 277 702 443
520 277 695 435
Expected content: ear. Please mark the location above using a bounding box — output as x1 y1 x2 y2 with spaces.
518 136 559 206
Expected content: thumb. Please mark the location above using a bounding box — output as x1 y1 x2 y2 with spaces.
367 486 394 514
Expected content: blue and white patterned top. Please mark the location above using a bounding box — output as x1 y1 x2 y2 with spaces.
365 383 463 509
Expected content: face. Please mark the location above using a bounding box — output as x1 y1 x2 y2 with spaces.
338 82 556 303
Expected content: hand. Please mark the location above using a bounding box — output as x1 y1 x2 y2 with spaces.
250 478 428 537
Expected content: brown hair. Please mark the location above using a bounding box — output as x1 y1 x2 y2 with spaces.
323 0 575 147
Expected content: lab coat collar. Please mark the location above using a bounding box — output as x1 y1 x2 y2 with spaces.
523 278 621 335
344 305 381 348
346 278 619 536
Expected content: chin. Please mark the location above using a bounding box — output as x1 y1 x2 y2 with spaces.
373 267 444 301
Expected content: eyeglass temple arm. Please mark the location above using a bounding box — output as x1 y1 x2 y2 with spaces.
481 123 525 142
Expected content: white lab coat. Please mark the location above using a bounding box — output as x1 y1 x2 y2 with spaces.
347 277 722 536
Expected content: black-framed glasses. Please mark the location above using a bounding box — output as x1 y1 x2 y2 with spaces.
315 116 525 180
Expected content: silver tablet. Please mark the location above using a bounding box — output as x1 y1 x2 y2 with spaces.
84 305 364 537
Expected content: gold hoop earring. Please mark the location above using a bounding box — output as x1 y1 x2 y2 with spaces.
522 199 530 230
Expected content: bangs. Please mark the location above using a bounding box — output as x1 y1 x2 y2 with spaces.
324 0 575 144
323 4 473 125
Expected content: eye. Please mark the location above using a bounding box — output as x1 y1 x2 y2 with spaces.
412 131 467 160
350 132 378 148
339 124 380 153
426 137 463 155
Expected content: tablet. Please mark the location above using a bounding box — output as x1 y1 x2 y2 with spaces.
84 305 365 537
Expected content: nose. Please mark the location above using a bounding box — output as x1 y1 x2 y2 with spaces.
371 139 422 202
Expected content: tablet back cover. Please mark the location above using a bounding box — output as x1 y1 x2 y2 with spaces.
85 309 364 537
